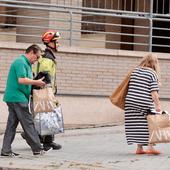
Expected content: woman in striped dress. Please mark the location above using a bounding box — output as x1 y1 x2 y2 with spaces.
125 53 161 155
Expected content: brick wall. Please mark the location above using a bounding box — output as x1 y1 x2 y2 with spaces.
0 42 170 99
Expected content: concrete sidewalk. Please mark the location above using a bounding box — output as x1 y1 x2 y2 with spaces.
0 126 170 170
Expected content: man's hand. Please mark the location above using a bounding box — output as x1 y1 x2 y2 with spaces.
34 77 46 87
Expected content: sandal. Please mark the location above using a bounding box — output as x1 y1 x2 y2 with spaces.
135 149 146 154
145 150 161 155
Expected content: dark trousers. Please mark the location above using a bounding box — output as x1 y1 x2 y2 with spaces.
39 135 54 145
1 102 42 153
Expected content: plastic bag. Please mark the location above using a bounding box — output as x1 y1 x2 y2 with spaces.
34 105 64 136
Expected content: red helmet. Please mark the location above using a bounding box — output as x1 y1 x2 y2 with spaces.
42 30 61 44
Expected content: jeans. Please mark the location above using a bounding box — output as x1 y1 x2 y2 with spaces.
1 102 42 153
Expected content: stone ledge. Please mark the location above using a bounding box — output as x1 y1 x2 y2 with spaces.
0 41 170 59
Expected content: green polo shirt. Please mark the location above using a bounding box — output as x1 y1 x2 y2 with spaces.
3 55 33 102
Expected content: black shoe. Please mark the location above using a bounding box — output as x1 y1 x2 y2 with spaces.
50 142 62 150
33 147 52 155
1 151 19 157
43 145 52 152
33 150 44 156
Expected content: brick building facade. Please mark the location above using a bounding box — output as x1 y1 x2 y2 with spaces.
0 1 170 129
0 42 170 130
0 42 170 98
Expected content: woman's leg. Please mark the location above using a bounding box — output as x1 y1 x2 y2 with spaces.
136 144 146 154
137 144 143 150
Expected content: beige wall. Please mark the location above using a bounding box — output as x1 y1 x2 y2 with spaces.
1 42 170 97
0 42 170 132
0 93 124 133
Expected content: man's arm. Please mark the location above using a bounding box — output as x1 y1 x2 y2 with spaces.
18 77 45 87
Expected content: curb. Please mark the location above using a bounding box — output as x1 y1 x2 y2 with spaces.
0 167 33 170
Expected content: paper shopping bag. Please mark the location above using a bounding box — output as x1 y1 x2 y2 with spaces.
33 87 57 114
147 114 170 144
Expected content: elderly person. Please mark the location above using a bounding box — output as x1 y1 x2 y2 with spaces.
125 53 161 155
1 44 46 156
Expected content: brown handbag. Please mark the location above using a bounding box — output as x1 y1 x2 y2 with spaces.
109 70 132 110
32 86 58 114
147 114 170 144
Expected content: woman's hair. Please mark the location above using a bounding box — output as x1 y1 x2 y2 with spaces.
139 53 160 78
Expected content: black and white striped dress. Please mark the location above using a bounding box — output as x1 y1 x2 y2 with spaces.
125 67 159 145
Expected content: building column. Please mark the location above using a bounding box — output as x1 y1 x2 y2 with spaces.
49 0 82 46
105 0 123 49
133 0 150 51
16 0 50 43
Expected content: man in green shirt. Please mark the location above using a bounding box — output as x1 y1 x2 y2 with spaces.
1 44 46 156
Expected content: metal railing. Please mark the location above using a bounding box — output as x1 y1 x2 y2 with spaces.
0 0 170 53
